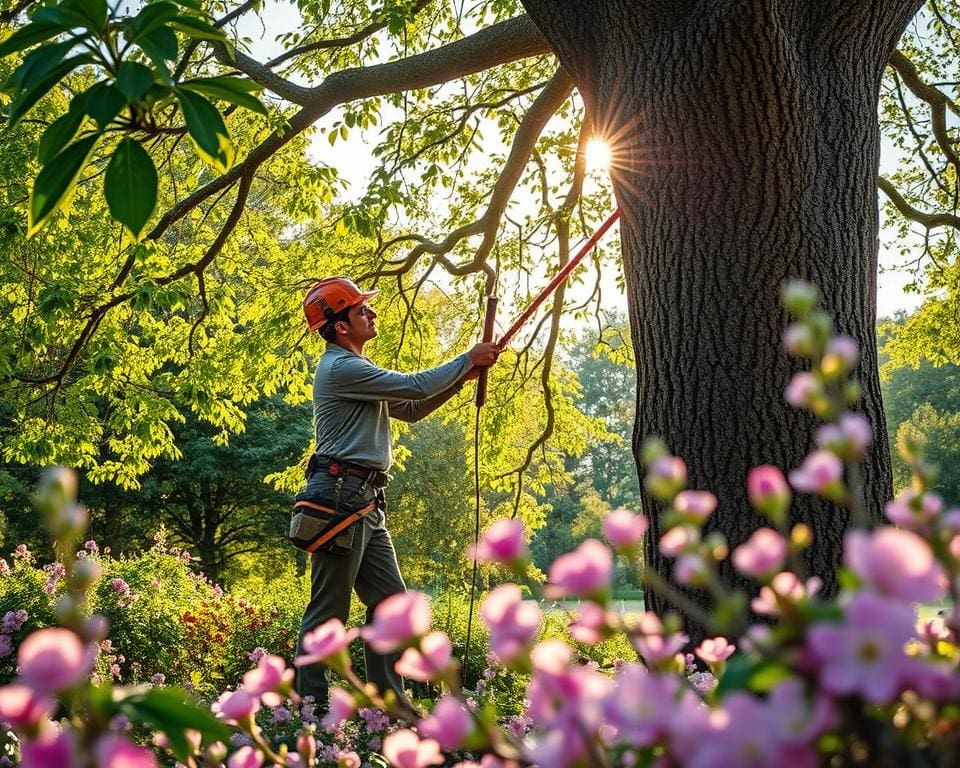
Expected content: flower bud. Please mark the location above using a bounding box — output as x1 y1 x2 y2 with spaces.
783 323 819 358
645 455 687 502
205 742 228 765
297 733 316 765
34 467 78 518
640 437 669 466
790 523 813 549
82 614 110 643
746 465 791 524
781 281 820 319
72 559 102 588
54 595 80 626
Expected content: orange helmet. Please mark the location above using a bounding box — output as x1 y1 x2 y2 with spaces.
303 277 377 331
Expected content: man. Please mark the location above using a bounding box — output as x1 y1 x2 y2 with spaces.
294 276 499 707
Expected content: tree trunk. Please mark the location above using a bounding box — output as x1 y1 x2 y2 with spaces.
520 0 923 634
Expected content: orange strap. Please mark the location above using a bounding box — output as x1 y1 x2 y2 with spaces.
294 500 376 553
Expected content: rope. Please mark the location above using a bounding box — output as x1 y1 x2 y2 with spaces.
463 402 482 688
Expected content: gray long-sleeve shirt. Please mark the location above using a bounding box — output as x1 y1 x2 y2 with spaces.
313 343 473 471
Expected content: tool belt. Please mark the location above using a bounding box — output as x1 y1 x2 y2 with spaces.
289 498 375 554
306 453 390 489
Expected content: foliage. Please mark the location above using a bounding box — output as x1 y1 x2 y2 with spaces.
2 283 959 767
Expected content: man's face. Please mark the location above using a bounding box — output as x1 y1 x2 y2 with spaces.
339 301 378 344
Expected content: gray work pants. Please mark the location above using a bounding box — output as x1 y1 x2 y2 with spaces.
294 472 407 708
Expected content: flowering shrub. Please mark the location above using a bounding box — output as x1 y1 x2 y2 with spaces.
0 281 959 767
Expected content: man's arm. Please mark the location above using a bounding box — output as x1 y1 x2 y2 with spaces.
329 354 472 401
387 380 466 423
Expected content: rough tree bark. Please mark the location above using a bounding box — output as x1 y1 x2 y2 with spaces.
519 0 924 630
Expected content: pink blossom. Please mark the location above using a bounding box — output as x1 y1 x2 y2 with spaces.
646 455 687 501
695 637 736 665
746 465 791 522
659 525 695 556
394 631 453 682
825 335 859 370
844 528 946 603
751 572 821 615
902 657 960 702
480 585 541 666
321 687 355 728
242 654 294 706
337 753 361 768
601 664 679 747
20 730 74 768
673 490 717 522
784 371 821 408
788 450 843 497
94 734 157 768
768 677 837 747
674 554 708 586
216 689 261 724
686 692 781 768
817 413 871 459
568 602 611 644
381 729 444 768
295 619 359 668
227 746 264 768
17 628 95 693
634 631 689 667
808 592 916 704
547 539 612 600
361 592 432 654
731 528 788 578
0 684 52 729
885 489 943 530
603 508 648 551
783 323 818 357
418 696 473 750
470 519 528 567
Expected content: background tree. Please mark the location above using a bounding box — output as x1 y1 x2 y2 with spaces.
4 0 959 629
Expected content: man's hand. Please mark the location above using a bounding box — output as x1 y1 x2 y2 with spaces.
468 341 500 368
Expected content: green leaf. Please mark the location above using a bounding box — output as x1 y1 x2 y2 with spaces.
179 76 266 115
169 14 226 43
31 0 107 32
138 25 178 62
104 138 157 239
28 133 99 236
0 22 63 58
175 88 233 171
124 1 179 42
3 39 73 90
84 81 127 128
5 54 93 128
37 105 86 164
119 687 231 762
114 61 155 101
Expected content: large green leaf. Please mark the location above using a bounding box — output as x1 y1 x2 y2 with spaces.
104 138 157 239
138 25 178 61
0 22 63 58
120 687 232 763
179 76 266 115
115 61 155 102
123 1 179 43
32 0 107 32
5 54 94 128
3 38 74 91
169 14 226 43
28 133 99 236
175 88 233 171
84 81 127 128
37 103 86 164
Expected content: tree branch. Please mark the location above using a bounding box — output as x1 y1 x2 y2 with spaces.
360 67 571 290
888 48 960 179
878 175 960 232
